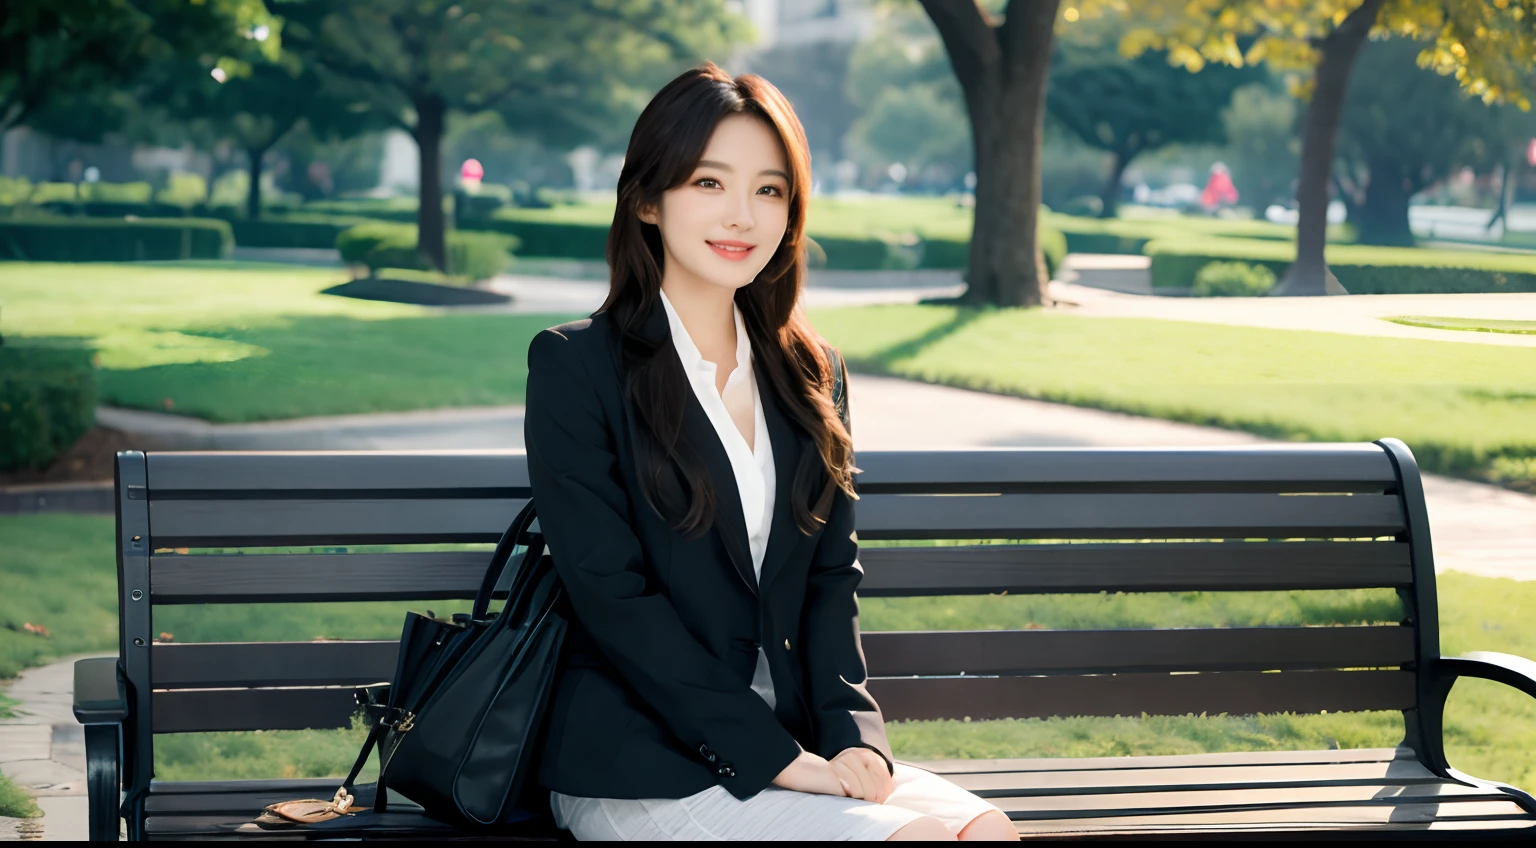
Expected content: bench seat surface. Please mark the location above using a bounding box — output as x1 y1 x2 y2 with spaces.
138 749 1534 840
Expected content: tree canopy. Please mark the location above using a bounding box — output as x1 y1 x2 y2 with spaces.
1047 17 1260 216
276 0 748 270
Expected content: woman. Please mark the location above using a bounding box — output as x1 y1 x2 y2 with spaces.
523 62 1017 842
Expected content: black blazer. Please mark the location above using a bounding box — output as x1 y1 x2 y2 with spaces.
523 295 892 802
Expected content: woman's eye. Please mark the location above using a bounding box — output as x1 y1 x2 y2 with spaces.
695 178 783 196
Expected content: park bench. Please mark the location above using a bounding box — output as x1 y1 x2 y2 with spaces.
74 440 1536 840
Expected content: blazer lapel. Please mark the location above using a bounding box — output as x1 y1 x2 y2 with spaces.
678 391 758 595
634 293 758 596
756 366 810 596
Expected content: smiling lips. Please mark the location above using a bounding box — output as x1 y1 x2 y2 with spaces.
708 240 755 261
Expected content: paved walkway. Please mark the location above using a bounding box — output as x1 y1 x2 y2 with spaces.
1051 264 1536 347
0 654 111 841
95 372 1536 582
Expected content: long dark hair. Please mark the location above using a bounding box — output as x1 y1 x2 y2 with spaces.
600 61 855 539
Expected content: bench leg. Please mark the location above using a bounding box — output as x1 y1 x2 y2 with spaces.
83 724 121 841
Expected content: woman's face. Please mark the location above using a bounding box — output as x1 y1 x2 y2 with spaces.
639 113 791 295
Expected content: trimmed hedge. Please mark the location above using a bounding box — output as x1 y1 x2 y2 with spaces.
336 223 518 281
230 214 378 249
1051 214 1353 256
479 215 609 260
0 346 97 472
0 218 234 261
1146 237 1536 294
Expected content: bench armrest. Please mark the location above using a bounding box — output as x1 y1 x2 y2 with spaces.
73 658 127 725
1436 652 1536 702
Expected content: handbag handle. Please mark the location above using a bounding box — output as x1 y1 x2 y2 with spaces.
473 498 541 622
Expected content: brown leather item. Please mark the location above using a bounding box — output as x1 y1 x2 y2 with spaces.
256 787 359 825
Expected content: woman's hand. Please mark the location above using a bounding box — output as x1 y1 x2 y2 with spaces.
771 749 848 797
829 747 894 804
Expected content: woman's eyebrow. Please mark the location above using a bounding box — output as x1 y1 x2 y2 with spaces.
696 159 789 181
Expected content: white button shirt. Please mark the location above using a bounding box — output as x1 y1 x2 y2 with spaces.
658 289 779 711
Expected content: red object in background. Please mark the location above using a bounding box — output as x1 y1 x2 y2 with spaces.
460 158 485 181
1527 138 1536 167
1201 163 1238 209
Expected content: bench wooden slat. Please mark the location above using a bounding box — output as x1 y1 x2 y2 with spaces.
148 498 528 547
147 625 1413 689
151 688 359 734
939 759 1439 794
142 446 1396 495
152 642 399 688
146 451 530 492
146 492 1403 548
904 748 1409 775
848 447 1401 490
869 670 1416 722
854 493 1406 540
1002 801 1534 832
858 541 1412 595
150 552 489 604
148 541 1414 606
988 781 1502 816
863 626 1415 676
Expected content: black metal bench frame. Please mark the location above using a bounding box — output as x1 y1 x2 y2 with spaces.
74 439 1536 839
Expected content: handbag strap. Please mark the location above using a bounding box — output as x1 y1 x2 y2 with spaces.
473 498 540 621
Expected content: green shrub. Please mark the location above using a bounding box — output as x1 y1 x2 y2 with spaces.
79 181 153 204
0 346 97 472
336 222 517 281
0 218 233 261
1146 237 1536 294
0 177 33 207
1192 261 1277 297
29 182 79 205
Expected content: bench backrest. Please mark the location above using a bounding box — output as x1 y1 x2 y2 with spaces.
114 440 1436 791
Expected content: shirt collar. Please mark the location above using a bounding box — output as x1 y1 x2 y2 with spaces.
658 288 751 375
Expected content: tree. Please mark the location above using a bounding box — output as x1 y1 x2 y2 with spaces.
1047 17 1258 218
914 0 1062 307
2 0 273 136
1333 38 1504 246
144 46 390 219
277 0 745 272
1095 0 1536 295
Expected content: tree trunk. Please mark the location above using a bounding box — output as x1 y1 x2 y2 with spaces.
1354 159 1415 247
922 0 1061 308
245 144 272 221
1099 149 1133 219
413 93 449 272
1273 0 1386 297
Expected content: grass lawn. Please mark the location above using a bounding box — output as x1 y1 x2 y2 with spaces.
809 304 1536 492
2 514 1533 789
0 262 574 422
1387 315 1536 335
0 772 38 819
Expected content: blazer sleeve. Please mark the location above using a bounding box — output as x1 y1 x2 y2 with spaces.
799 366 896 775
523 328 803 800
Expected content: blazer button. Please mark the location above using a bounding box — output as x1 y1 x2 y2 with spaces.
784 638 791 650
697 743 716 763
717 764 735 778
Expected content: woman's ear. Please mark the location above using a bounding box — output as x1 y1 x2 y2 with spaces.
637 201 658 226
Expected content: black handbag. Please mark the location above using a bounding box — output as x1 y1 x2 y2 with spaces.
332 497 567 831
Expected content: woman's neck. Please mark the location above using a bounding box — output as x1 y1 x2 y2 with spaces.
661 277 739 384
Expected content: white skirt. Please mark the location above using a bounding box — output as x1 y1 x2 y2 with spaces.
549 762 1002 841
